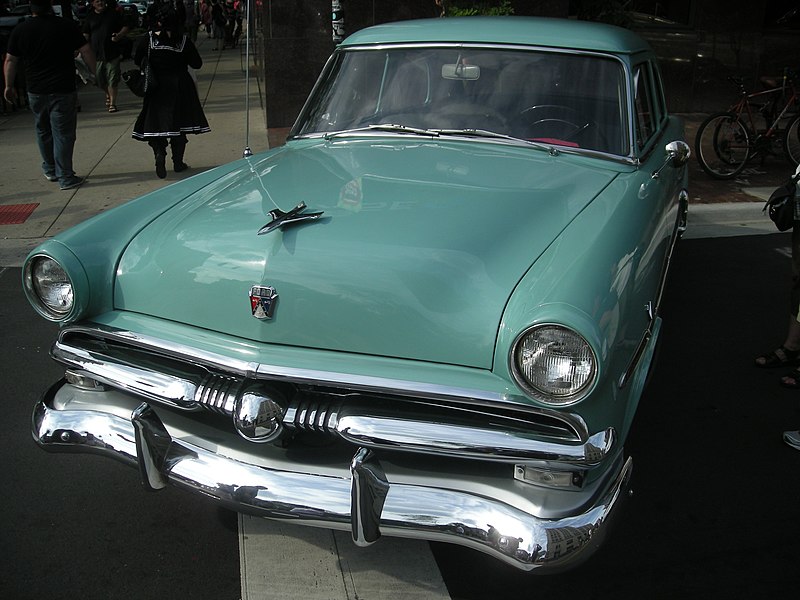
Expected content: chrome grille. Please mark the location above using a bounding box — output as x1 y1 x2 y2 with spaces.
284 398 339 433
49 325 613 464
195 373 241 414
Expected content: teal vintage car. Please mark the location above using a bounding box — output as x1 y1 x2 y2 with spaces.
24 17 689 571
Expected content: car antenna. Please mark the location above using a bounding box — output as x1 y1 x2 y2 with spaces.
243 0 253 158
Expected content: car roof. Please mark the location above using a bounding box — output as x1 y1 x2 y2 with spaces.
340 16 651 55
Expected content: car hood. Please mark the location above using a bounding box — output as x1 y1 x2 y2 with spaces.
115 139 617 368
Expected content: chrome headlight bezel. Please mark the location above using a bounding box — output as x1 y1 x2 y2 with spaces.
510 323 597 406
23 254 79 322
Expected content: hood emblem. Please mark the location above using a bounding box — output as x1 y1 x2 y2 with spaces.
250 285 278 320
258 202 323 235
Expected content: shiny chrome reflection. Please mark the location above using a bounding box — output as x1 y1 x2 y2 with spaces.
651 139 691 179
350 448 389 546
132 402 171 491
50 326 606 465
32 380 633 572
233 387 286 443
53 324 590 438
335 415 614 465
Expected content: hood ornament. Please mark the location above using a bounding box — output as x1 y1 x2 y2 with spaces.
258 202 323 235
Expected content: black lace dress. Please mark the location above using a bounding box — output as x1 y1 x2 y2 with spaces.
132 32 210 140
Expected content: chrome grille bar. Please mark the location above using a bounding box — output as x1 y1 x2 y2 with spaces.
48 325 614 464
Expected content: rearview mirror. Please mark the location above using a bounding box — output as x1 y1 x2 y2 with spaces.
441 64 481 80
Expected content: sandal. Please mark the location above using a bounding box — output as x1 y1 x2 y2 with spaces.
780 366 800 388
754 346 800 368
108 105 118 113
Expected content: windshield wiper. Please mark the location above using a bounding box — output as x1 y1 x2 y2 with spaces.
323 124 441 140
434 128 554 152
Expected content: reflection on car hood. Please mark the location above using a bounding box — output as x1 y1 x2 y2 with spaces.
115 139 616 368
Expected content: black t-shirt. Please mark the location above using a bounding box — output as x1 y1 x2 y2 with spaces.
82 9 125 61
7 14 86 94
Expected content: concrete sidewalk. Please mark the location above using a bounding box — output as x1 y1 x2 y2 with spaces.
0 33 267 267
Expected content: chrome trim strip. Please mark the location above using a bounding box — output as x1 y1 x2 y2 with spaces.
33 391 632 572
52 344 201 411
335 415 614 466
52 326 609 463
618 187 687 389
53 324 591 438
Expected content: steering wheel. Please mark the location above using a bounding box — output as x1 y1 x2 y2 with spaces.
516 104 596 144
435 101 509 131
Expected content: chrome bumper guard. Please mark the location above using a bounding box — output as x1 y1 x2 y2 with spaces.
33 383 632 572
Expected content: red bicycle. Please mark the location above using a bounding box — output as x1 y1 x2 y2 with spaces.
695 69 800 179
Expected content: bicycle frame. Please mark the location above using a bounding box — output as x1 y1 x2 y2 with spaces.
728 75 799 139
694 69 800 179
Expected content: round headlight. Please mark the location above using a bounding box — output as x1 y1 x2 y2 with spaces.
25 256 74 320
511 324 596 405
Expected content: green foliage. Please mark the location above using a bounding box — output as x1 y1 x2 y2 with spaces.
445 1 515 17
571 0 632 27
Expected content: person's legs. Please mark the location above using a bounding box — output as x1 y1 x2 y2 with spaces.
783 224 800 351
212 23 223 49
96 60 111 108
170 135 189 172
27 92 57 180
148 138 168 178
757 224 800 367
106 57 121 111
49 92 81 188
777 225 800 383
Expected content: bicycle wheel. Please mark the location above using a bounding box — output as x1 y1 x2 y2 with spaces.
694 112 751 179
784 114 800 166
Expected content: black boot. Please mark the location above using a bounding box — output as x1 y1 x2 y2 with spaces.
171 137 189 173
155 151 167 179
150 141 167 179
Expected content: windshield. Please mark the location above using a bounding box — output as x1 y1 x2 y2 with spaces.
293 46 629 155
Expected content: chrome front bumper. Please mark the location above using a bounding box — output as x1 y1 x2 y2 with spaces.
33 380 632 572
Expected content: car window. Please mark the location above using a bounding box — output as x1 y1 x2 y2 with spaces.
652 63 667 125
633 62 656 151
296 47 630 156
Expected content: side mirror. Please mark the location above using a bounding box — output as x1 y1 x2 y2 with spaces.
652 140 691 179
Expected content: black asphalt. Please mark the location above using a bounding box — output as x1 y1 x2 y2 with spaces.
434 233 800 597
0 267 240 600
3 232 800 598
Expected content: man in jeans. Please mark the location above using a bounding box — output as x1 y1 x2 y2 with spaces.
3 0 96 190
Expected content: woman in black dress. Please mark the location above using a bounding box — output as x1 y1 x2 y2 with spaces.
132 3 209 178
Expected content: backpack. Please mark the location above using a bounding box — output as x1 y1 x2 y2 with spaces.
763 173 800 232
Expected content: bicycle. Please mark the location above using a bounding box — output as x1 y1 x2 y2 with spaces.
694 68 800 179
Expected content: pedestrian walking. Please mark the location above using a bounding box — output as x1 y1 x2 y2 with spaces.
752 163 800 452
199 0 212 38
210 0 224 50
131 3 209 178
82 0 129 113
755 165 800 379
183 0 198 42
3 0 96 190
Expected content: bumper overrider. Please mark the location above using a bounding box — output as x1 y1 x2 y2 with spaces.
33 375 632 572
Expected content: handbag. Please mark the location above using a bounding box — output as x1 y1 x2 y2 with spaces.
123 35 158 97
763 173 800 232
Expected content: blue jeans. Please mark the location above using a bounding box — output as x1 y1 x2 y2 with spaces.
27 92 78 184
